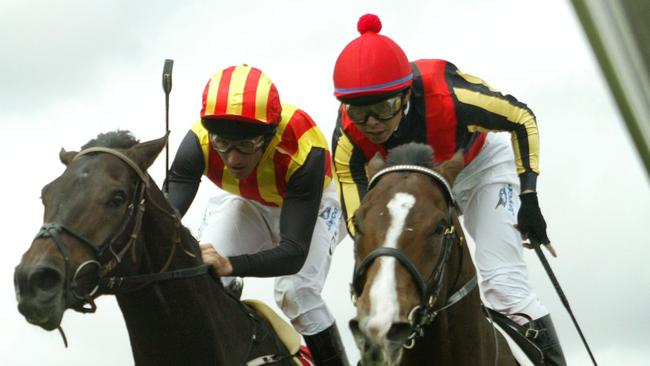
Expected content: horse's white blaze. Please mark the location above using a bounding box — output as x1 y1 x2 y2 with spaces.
365 192 415 340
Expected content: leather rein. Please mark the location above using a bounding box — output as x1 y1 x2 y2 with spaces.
34 147 208 315
351 164 477 348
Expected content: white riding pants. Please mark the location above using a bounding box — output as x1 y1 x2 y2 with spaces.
452 132 549 325
197 182 344 335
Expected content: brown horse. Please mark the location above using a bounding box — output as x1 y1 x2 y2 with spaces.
14 131 296 366
349 143 517 366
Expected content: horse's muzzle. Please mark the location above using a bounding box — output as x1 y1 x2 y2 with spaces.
14 262 66 330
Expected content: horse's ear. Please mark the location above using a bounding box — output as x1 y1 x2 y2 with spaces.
126 134 169 171
436 150 465 186
367 153 386 179
59 148 77 166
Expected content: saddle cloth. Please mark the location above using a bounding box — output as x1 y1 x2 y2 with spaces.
243 299 314 366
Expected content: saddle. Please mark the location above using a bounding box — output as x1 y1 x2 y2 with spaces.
243 299 314 366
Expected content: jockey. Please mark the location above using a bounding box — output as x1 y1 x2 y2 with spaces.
166 64 349 366
331 14 566 366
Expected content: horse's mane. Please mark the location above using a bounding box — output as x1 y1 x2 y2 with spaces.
81 130 140 149
386 143 435 168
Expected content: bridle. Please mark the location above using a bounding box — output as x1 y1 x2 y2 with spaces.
34 147 208 314
351 164 477 348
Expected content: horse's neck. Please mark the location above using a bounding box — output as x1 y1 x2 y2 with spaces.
445 243 494 339
114 189 254 365
404 243 502 365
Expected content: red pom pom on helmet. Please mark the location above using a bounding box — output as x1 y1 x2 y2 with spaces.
357 14 382 34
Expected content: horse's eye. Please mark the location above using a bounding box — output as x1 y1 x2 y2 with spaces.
431 221 447 236
433 225 444 235
108 191 127 207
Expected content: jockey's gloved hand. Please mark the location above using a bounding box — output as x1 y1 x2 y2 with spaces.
517 192 550 245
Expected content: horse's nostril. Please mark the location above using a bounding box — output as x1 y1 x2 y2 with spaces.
31 267 63 293
368 344 383 362
387 321 412 343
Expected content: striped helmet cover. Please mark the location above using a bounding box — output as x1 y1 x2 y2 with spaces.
201 64 282 125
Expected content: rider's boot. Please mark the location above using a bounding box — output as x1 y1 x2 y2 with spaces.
304 323 350 366
524 314 567 366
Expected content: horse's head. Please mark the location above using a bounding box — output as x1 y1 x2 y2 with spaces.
14 131 167 331
349 143 465 365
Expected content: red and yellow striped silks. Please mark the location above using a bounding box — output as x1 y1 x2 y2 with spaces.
192 104 332 207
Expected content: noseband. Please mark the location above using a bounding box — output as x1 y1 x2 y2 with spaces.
351 164 477 348
34 147 207 313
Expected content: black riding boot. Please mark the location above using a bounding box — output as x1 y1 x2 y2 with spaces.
525 314 567 366
304 323 350 366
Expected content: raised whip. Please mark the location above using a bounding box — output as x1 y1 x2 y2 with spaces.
162 59 174 194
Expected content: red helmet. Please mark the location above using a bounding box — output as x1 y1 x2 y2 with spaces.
201 65 282 138
333 14 413 101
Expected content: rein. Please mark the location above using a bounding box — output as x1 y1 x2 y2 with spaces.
352 164 477 348
34 147 206 313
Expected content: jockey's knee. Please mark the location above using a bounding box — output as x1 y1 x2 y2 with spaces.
481 272 531 309
274 279 333 335
481 272 548 324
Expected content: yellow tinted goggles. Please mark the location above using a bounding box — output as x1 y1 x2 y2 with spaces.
344 94 405 125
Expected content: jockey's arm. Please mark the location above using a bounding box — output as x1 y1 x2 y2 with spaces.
449 69 540 192
164 131 204 217
228 148 326 277
450 69 553 248
331 126 369 237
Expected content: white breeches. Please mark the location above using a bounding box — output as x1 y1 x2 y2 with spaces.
197 182 345 335
453 132 549 324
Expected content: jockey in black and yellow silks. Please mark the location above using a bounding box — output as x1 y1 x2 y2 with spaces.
166 65 350 366
331 14 565 366
334 58 542 235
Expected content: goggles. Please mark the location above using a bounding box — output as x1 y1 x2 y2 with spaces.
344 94 405 125
209 134 266 154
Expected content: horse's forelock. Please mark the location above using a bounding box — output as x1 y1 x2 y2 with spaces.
386 143 434 168
81 130 140 149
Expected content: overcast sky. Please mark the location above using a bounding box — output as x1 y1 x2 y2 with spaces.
2 0 649 365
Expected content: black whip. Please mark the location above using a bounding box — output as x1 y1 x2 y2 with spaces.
533 241 598 365
162 59 174 194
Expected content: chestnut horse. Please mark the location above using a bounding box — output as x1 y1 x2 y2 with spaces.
14 131 296 366
349 143 517 366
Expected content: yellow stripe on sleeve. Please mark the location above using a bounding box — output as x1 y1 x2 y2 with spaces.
455 88 533 124
454 87 540 174
456 71 497 92
190 120 210 175
286 127 329 180
333 132 362 236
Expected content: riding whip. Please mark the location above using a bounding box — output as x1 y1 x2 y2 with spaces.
162 59 174 194
533 240 598 365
